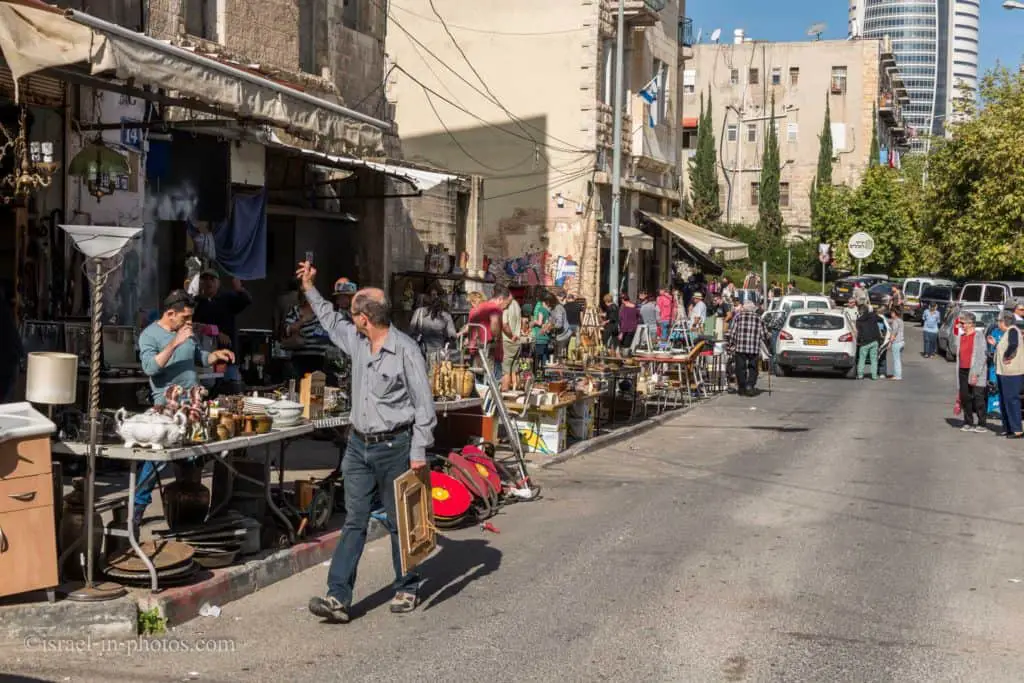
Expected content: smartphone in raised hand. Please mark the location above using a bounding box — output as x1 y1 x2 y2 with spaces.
305 251 314 265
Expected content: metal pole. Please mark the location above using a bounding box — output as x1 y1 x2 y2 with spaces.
858 258 862 276
821 262 827 295
787 249 791 286
84 260 103 590
608 0 626 303
762 261 768 304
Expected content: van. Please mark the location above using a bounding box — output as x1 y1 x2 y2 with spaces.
903 277 955 321
957 281 1024 307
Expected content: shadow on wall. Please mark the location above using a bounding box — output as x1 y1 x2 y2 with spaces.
398 115 588 294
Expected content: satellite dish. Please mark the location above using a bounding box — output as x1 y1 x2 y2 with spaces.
710 28 721 43
807 22 827 40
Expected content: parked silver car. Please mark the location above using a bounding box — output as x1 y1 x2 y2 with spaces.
938 304 1001 361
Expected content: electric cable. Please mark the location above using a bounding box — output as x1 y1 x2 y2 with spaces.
423 90 536 173
375 0 592 155
480 166 595 202
390 3 587 36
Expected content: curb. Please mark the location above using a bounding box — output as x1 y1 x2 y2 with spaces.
141 519 388 626
1 596 138 641
539 397 716 469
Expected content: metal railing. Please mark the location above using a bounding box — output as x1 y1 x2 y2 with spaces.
678 17 694 46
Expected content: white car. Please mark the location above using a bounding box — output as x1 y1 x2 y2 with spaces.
765 294 833 314
774 310 858 378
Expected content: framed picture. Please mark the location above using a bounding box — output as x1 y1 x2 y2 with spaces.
393 467 436 576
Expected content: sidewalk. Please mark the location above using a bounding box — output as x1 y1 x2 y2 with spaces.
1 436 387 641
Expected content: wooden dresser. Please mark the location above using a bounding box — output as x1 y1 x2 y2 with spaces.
0 434 58 599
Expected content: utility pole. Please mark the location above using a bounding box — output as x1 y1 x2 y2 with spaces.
608 0 625 302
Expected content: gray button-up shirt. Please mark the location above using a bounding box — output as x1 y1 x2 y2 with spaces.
306 287 437 463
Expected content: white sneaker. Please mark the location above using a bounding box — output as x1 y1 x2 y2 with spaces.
973 426 989 434
961 425 974 432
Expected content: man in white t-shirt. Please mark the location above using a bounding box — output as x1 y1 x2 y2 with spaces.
689 292 707 331
501 295 523 390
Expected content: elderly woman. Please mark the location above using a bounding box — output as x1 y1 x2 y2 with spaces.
956 311 989 432
995 311 1024 438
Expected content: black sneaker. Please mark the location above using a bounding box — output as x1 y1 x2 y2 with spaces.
309 596 350 623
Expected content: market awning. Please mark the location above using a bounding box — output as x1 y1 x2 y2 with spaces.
0 0 388 156
265 132 463 193
601 226 654 251
637 211 749 261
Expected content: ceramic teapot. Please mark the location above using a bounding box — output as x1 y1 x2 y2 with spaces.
114 408 187 449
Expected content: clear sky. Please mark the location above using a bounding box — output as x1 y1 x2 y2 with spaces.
686 0 1024 75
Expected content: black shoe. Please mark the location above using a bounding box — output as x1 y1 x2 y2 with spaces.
1008 433 1024 440
309 596 350 623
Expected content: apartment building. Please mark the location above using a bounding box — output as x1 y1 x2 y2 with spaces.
387 0 690 301
681 35 909 235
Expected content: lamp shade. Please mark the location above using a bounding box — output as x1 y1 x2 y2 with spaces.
59 225 142 259
26 352 78 405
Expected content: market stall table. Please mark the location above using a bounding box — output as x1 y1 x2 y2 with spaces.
53 424 313 592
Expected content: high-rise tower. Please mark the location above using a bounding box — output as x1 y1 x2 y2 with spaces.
850 0 978 152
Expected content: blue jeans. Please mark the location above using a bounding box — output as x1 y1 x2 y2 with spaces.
891 341 905 379
658 322 670 339
326 431 419 607
134 460 165 508
923 331 938 356
999 374 1024 435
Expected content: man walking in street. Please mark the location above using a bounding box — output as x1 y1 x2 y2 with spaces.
297 261 437 623
727 301 770 397
855 304 883 380
639 291 658 345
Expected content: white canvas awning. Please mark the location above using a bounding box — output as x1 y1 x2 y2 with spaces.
637 211 749 262
601 226 654 251
0 0 387 156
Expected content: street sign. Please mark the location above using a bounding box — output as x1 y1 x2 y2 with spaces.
847 232 874 260
818 243 831 264
120 118 142 151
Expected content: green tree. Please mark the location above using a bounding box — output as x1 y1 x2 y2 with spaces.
869 104 879 167
810 94 834 239
757 95 783 235
688 87 721 226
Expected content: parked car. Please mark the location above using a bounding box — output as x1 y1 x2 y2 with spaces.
903 277 956 321
957 281 1024 307
937 304 1001 361
867 282 900 307
830 276 888 305
917 284 959 323
733 289 763 309
774 311 858 378
765 294 833 314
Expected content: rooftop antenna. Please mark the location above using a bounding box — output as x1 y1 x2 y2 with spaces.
710 28 721 43
807 22 827 41
696 27 703 43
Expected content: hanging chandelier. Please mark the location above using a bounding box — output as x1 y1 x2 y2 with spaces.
68 138 129 202
0 105 60 204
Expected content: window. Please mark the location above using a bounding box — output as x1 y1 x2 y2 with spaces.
683 69 696 95
771 67 781 86
787 122 798 143
746 123 757 143
789 67 800 85
905 281 921 297
780 182 790 207
342 0 360 31
727 124 738 142
749 68 759 85
601 40 614 104
730 69 739 85
750 182 760 206
960 284 982 302
682 129 698 149
983 286 1006 305
185 0 221 42
831 66 848 94
790 314 845 331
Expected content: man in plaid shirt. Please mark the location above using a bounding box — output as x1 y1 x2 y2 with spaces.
727 301 770 396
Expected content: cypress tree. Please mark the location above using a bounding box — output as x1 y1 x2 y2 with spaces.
816 94 834 188
688 87 721 225
869 103 880 166
757 95 783 235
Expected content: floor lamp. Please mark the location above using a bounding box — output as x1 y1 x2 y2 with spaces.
59 225 141 602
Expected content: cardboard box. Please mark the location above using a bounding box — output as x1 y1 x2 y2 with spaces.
513 407 567 455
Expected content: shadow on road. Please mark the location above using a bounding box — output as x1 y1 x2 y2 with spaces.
349 535 502 616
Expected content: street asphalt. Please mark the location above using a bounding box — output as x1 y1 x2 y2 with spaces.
6 326 1024 682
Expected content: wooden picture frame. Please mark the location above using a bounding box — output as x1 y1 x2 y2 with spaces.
393 467 436 576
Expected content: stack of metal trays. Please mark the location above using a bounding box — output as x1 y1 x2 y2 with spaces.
104 540 198 587
154 511 260 557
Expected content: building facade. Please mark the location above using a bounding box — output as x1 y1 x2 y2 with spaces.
681 37 909 235
387 0 689 302
849 0 979 150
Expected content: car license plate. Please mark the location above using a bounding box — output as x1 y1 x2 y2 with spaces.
838 287 849 293
804 339 828 346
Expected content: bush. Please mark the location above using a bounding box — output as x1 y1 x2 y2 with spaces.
714 223 819 287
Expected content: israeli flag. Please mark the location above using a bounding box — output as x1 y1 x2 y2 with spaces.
639 74 659 104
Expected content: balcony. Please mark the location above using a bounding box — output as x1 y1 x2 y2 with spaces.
678 17 694 46
630 95 677 174
878 92 900 123
623 0 666 27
